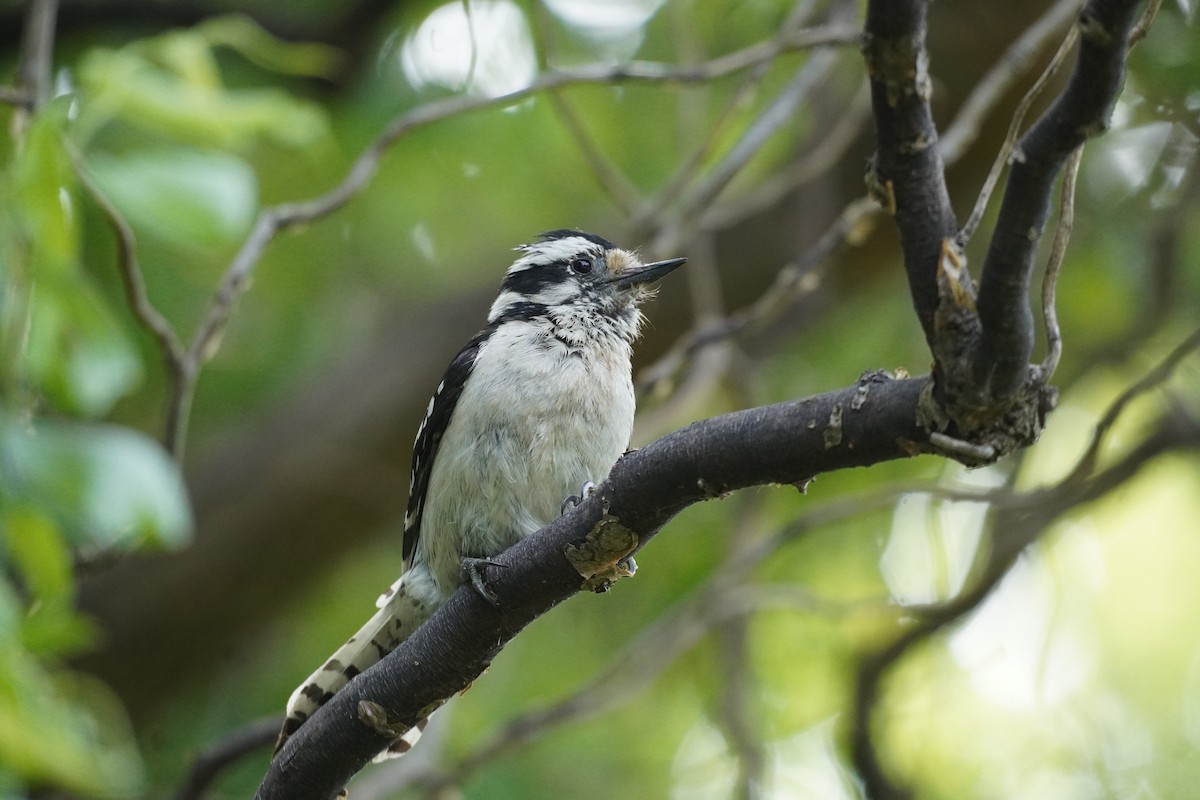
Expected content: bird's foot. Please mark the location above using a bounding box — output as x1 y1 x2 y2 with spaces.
461 557 505 607
560 480 597 516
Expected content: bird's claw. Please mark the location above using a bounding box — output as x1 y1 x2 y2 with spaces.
461 557 505 607
560 480 598 516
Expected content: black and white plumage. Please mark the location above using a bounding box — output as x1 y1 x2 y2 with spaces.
277 230 684 758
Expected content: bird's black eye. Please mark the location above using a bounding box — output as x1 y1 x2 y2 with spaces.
569 257 594 275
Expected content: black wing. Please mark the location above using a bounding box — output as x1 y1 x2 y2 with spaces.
402 327 493 566
402 303 549 566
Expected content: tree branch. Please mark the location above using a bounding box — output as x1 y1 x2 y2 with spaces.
640 0 1098 405
154 21 861 460
849 324 1200 798
15 0 57 111
1035 146 1082 381
860 0 1149 469
973 0 1145 398
241 3 1161 796
257 374 930 799
958 22 1079 245
852 412 1200 799
938 0 1083 164
862 0 961 345
70 151 194 454
171 717 280 800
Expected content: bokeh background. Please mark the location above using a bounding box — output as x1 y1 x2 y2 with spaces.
1 0 1198 798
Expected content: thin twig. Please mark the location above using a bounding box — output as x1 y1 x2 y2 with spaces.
939 0 1083 164
638 196 879 397
0 84 33 108
716 616 767 800
529 5 643 215
165 22 862 459
15 0 58 112
850 410 1200 800
970 0 1150 400
958 24 1080 245
699 80 871 231
1063 326 1200 485
70 153 189 372
666 1 857 235
73 152 195 455
628 41 781 237
671 40 844 227
172 717 281 800
547 90 643 214
629 2 858 238
1036 146 1082 382
1129 0 1163 45
713 496 772 800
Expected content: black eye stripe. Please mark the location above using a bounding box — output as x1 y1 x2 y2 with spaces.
500 267 558 296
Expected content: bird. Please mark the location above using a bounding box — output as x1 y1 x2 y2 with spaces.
276 229 685 758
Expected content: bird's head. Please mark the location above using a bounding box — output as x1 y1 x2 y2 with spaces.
488 230 686 323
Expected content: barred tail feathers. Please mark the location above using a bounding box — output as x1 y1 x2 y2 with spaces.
276 571 438 754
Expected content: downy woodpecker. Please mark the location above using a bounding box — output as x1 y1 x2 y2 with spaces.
277 230 685 757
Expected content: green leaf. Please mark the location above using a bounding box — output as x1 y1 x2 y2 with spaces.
198 14 346 79
5 104 143 416
86 148 258 248
0 649 145 797
23 275 142 417
19 600 96 658
10 104 79 278
0 415 192 553
1 506 72 601
78 30 331 150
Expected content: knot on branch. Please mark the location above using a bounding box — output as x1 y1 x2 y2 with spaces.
919 240 1059 466
564 511 640 593
918 375 1057 467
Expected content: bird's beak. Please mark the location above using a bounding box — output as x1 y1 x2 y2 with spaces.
606 257 687 288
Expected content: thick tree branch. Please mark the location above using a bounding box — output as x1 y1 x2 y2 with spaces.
257 374 930 799
974 0 1144 398
862 0 961 345
256 5 1158 792
861 0 1149 468
642 0 1090 406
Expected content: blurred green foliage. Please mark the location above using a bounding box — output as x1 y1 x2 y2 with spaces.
0 12 343 797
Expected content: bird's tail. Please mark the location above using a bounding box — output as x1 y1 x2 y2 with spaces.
275 571 437 758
